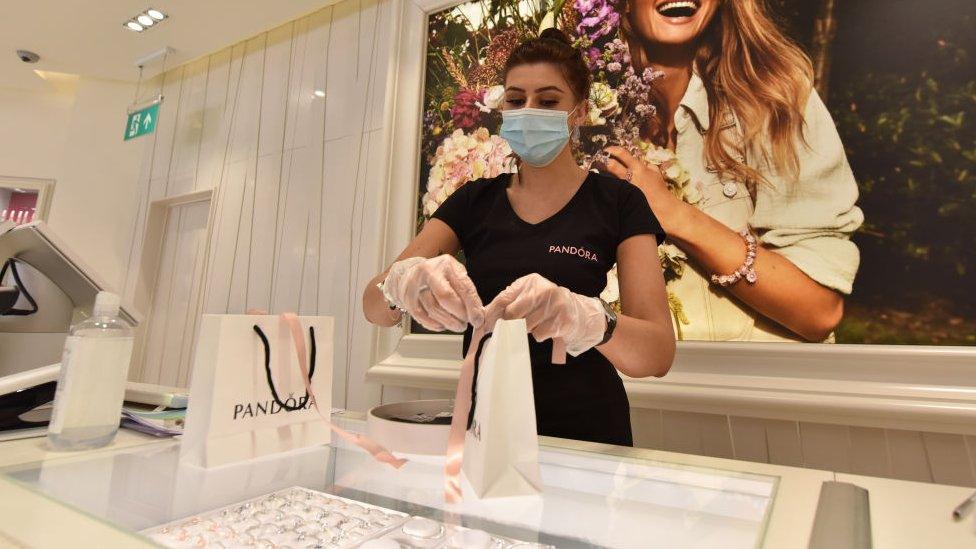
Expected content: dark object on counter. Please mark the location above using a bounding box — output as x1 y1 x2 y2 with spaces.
0 381 55 432
386 412 453 425
808 481 872 549
0 259 38 316
0 286 18 314
952 489 976 520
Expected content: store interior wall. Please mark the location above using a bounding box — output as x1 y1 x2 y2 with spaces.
3 0 975 491
0 76 143 291
120 0 395 412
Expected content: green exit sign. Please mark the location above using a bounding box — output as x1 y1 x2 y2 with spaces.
124 103 159 141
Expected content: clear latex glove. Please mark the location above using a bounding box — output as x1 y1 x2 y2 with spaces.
488 273 607 357
382 255 485 332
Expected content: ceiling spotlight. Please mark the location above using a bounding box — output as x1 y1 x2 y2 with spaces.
313 90 326 98
123 8 167 33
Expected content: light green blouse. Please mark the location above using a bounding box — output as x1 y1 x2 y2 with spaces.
667 73 864 342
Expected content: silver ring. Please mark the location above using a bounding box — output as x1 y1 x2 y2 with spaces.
625 169 633 182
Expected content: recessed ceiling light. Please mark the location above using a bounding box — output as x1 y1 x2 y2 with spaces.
313 90 326 98
124 8 167 33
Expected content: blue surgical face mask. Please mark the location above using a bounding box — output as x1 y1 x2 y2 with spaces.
500 105 580 167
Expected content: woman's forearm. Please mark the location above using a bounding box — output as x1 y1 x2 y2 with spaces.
597 314 675 378
361 219 463 328
660 198 844 341
362 271 403 327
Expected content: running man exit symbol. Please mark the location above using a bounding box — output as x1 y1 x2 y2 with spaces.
124 102 160 140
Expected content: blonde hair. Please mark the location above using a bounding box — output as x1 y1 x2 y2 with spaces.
620 0 813 184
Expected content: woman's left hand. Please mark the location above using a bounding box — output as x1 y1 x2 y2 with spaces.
600 146 685 223
487 273 606 356
601 146 668 195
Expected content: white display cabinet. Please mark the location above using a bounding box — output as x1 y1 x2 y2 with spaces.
1 413 777 548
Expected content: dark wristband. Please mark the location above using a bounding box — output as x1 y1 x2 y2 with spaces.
598 298 617 346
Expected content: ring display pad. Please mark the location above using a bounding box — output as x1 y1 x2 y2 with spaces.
141 486 549 548
141 486 407 547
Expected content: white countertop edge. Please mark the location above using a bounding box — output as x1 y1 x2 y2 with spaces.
367 334 976 436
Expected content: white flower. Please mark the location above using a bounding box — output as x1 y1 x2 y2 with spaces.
586 99 607 126
683 180 703 204
483 85 505 111
644 147 674 165
590 82 618 111
659 243 687 263
585 82 619 126
421 127 512 219
664 163 681 180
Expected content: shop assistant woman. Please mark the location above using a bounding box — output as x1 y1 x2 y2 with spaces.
363 29 676 447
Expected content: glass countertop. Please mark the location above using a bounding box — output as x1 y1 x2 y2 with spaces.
0 413 778 548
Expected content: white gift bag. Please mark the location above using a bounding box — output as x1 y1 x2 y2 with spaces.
180 314 333 468
461 318 541 498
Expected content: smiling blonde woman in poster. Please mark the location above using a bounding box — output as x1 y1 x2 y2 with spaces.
598 0 864 342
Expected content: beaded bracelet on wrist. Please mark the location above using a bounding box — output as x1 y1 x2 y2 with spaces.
710 228 758 287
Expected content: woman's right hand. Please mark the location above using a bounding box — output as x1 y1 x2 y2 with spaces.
381 255 485 332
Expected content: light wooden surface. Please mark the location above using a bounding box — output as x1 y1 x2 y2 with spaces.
835 472 976 549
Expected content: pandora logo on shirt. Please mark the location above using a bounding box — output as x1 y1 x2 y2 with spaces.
548 244 599 262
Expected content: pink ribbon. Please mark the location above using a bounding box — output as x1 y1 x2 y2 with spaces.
248 310 406 469
443 308 566 503
443 323 488 503
247 305 567 500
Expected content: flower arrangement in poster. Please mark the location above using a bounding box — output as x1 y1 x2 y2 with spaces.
419 0 700 330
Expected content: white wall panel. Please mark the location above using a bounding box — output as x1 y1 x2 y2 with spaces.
246 152 285 312
194 48 233 193
167 58 210 195
150 67 185 182
137 198 210 387
849 426 889 477
126 0 394 413
625 408 976 487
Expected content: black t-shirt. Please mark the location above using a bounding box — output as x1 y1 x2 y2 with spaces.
431 171 665 446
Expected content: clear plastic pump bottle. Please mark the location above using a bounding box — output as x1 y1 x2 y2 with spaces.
47 291 134 450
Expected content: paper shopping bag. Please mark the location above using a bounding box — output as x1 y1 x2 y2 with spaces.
461 318 542 498
180 314 333 468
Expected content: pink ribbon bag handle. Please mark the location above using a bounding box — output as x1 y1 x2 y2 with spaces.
249 310 406 469
443 305 566 502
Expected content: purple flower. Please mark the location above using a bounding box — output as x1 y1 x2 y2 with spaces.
585 47 603 70
575 0 620 42
575 0 597 12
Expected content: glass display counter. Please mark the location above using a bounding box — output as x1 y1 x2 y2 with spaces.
0 413 777 548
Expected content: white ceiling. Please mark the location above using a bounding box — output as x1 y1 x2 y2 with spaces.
1 0 335 92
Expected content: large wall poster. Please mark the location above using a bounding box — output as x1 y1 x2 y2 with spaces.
414 0 976 346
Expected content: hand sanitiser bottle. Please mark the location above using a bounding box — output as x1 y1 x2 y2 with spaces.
47 291 134 450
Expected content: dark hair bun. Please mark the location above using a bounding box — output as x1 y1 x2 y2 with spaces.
539 27 573 46
504 28 591 101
